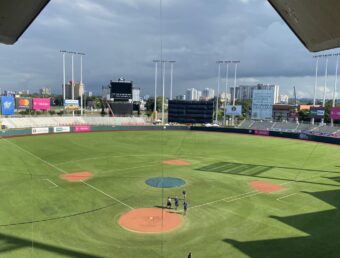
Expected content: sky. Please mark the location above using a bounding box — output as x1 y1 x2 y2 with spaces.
0 0 339 99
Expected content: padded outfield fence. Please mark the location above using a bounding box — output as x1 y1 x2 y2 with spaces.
0 125 340 145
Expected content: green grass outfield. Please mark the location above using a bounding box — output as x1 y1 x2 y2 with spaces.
1 130 340 258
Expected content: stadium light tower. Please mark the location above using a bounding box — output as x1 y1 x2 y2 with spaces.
321 54 330 125
60 50 67 103
215 61 223 123
223 61 231 126
169 61 176 101
232 61 240 126
312 55 321 125
161 60 166 124
153 60 160 119
78 52 86 116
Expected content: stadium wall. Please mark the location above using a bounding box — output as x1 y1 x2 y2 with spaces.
0 125 339 145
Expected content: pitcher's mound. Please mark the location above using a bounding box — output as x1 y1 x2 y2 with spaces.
162 159 191 166
119 208 182 233
250 180 285 193
60 171 93 182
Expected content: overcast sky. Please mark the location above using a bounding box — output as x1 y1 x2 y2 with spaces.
0 0 339 98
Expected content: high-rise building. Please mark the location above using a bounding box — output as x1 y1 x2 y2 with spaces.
230 84 280 104
186 88 199 101
65 81 84 99
132 87 140 102
202 88 215 99
40 88 51 96
175 95 186 100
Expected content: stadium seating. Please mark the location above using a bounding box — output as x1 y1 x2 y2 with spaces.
1 116 147 129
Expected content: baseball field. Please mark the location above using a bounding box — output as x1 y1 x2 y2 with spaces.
1 130 340 258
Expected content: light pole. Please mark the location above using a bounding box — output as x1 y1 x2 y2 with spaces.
169 61 176 101
331 53 339 126
216 61 223 123
223 61 231 126
232 61 240 126
78 52 85 116
312 55 320 125
153 60 160 120
321 54 330 125
161 60 166 125
60 50 67 104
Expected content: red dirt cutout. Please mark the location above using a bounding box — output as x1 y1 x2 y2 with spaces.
250 180 285 193
119 208 182 233
60 171 93 182
162 159 191 166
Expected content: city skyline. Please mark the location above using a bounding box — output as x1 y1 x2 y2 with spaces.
0 0 340 100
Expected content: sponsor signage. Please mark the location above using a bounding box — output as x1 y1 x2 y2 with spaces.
53 126 70 133
251 90 274 120
225 105 242 116
64 99 79 110
16 98 32 109
1 96 15 115
331 107 340 120
309 107 325 118
32 127 49 135
32 98 50 110
74 125 91 132
254 130 270 136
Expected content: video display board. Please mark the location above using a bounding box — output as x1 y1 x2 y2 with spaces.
310 107 325 119
109 103 133 115
168 100 214 124
110 81 133 102
1 96 15 115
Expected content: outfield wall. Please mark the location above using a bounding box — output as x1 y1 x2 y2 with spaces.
191 126 340 145
0 125 339 145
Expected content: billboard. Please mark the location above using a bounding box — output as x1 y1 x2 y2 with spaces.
110 81 133 102
16 98 32 109
251 90 274 120
74 125 91 132
32 98 50 110
331 107 340 120
168 100 214 124
64 99 79 110
309 107 325 118
225 105 242 116
32 127 49 135
53 126 71 133
1 96 15 115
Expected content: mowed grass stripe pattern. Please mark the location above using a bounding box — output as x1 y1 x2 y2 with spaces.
0 131 340 257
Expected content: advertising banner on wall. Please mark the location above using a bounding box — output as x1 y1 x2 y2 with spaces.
225 105 242 116
32 98 50 110
32 127 49 135
1 96 15 115
331 107 340 120
254 130 270 136
64 99 79 110
309 107 325 118
251 90 274 120
53 126 71 133
16 98 32 109
74 125 91 132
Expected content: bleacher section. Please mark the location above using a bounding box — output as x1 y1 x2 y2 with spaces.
237 120 340 136
1 116 147 129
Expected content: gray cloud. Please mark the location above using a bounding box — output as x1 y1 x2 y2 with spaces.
0 0 339 98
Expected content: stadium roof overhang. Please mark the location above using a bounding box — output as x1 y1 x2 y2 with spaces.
268 0 340 52
0 0 50 45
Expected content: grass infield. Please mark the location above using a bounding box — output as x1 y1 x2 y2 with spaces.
0 130 340 257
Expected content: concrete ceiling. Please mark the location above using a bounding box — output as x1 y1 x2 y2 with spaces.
269 0 340 52
0 0 50 45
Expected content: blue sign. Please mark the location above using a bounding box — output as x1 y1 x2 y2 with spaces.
1 96 15 115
